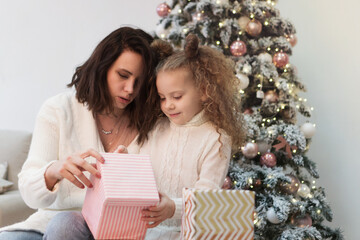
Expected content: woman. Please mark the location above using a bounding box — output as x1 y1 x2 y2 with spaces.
0 26 159 240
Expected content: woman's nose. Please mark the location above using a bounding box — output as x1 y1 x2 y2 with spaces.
124 79 135 94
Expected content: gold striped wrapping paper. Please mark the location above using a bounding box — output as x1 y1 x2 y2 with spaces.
182 188 254 240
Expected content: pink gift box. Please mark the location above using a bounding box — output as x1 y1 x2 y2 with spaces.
82 153 159 240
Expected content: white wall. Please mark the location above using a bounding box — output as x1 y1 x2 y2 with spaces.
277 1 360 239
1 0 358 238
0 0 161 131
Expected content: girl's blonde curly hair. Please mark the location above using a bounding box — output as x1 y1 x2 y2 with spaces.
151 34 246 150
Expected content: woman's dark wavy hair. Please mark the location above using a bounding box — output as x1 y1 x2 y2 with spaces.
67 26 158 144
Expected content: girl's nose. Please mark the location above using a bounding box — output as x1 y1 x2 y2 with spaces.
165 100 175 110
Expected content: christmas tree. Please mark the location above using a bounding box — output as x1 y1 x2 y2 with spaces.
154 0 343 239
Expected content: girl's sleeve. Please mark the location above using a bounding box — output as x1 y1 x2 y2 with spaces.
195 130 232 189
170 130 232 219
18 100 60 209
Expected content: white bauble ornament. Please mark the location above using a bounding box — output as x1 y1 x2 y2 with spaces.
236 73 249 89
257 140 272 154
155 24 171 39
258 52 273 63
242 64 252 74
300 122 316 138
297 184 311 198
238 16 250 29
266 208 281 224
241 142 258 159
215 0 229 6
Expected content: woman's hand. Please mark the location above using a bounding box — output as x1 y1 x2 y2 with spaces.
44 148 104 190
142 192 175 228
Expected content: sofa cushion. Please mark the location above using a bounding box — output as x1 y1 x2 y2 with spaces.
0 129 32 190
0 161 14 194
0 162 8 179
0 179 13 194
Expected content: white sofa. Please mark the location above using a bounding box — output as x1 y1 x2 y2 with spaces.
0 129 36 227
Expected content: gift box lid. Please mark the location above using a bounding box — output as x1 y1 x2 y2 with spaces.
96 153 159 205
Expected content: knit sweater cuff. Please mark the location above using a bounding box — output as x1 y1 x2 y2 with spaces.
19 160 59 209
170 197 182 219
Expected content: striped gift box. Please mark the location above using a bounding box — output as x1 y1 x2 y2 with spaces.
82 153 159 240
182 188 254 240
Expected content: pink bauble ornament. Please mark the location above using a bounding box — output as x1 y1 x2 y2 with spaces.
290 213 312 228
254 179 262 187
287 34 297 47
222 176 233 189
230 40 247 56
243 108 253 115
241 142 259 159
264 90 279 103
246 19 262 37
273 52 289 68
280 174 300 194
156 3 171 17
260 152 277 167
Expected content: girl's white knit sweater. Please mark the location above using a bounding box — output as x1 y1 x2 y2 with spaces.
139 111 231 234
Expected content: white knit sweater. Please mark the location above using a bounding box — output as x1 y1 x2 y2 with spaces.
139 111 231 236
1 92 231 239
0 92 140 233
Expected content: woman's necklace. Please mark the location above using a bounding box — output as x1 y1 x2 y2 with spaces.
96 114 133 152
97 114 122 135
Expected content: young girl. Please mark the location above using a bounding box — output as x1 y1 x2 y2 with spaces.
141 34 246 238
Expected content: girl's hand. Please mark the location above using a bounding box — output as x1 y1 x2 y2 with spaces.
44 148 104 190
113 145 128 154
142 192 175 228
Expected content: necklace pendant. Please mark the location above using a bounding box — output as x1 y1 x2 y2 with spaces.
101 129 112 135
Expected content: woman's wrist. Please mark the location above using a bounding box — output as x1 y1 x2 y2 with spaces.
44 162 61 191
